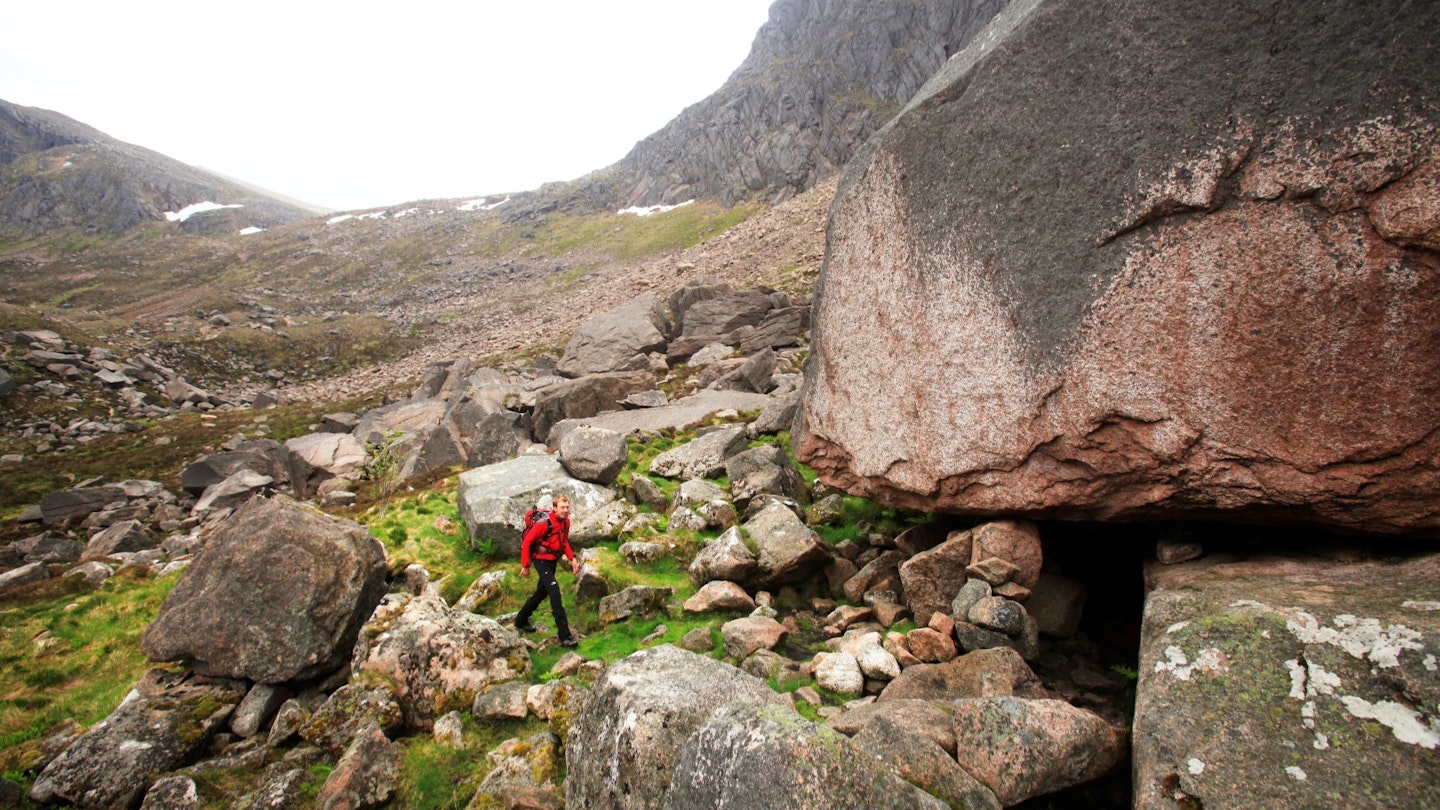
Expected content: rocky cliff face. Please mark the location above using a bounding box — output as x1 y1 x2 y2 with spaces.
0 99 320 237
610 0 1008 207
796 0 1440 535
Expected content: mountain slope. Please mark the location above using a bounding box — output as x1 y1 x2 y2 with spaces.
0 99 321 238
609 0 1009 206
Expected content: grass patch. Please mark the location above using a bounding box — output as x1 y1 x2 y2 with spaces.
0 572 179 757
394 715 548 810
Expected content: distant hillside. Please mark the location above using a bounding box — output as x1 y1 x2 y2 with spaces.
0 99 320 238
608 0 1009 206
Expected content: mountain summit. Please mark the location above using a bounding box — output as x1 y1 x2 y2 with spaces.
0 99 323 238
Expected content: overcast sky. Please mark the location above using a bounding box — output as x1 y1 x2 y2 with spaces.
0 1 777 212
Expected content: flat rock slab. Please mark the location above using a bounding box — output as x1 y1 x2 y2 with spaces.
549 390 772 443
456 455 615 558
1134 551 1440 809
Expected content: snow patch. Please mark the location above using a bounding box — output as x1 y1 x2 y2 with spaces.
459 196 510 211
165 201 242 222
328 214 355 224
618 199 694 216
239 227 265 235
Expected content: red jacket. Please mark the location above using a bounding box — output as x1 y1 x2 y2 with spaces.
520 511 573 568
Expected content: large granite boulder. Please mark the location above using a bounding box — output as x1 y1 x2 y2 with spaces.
558 294 668 377
180 440 288 495
352 593 530 731
456 455 616 558
140 496 389 683
565 645 788 810
29 669 243 809
795 0 1440 535
745 499 832 588
663 701 948 810
1133 551 1440 809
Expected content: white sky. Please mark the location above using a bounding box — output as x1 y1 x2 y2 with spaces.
0 1 777 212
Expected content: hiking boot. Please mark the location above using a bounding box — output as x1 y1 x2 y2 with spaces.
515 620 536 633
559 635 579 648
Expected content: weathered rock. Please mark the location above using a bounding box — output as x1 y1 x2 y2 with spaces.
1133 551 1440 809
300 684 404 757
532 371 657 443
724 444 808 506
969 596 1028 635
900 528 975 626
455 455 615 558
796 0 1440 536
467 411 532 467
688 526 759 586
141 496 388 683
39 486 124 525
881 647 1046 701
851 714 1002 810
139 775 200 810
745 499 831 588
547 390 771 439
969 520 1043 589
180 441 288 495
683 580 756 613
455 570 509 613
352 398 448 446
720 615 788 660
29 669 243 809
473 731 565 808
749 391 799 436
952 697 1125 806
283 433 367 498
570 500 639 546
560 426 629 485
558 294 668 377
233 768 308 809
353 593 530 730
907 627 958 663
598 585 673 624
814 651 865 696
827 698 958 755
13 531 85 564
565 645 788 810
230 682 286 739
190 468 272 514
314 720 399 810
663 701 947 810
80 519 154 560
844 549 906 604
0 561 49 594
648 425 749 480
473 681 531 722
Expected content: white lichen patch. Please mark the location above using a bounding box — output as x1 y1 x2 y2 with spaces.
1285 610 1424 668
1166 621 1191 634
1339 696 1440 749
1287 660 1307 699
1401 601 1440 611
1313 732 1329 750
1155 646 1229 680
1230 600 1268 609
1425 654 1437 672
1187 758 1205 775
1285 766 1308 781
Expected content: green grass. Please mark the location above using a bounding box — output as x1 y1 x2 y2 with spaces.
394 715 550 810
0 571 179 759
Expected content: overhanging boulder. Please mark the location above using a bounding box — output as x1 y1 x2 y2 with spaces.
796 0 1440 534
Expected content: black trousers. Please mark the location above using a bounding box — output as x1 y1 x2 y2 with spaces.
516 558 570 638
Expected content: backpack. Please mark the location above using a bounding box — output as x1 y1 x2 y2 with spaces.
523 507 556 557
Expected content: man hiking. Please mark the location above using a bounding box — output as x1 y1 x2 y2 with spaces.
515 495 581 647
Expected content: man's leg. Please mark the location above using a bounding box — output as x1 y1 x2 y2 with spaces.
515 568 551 630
